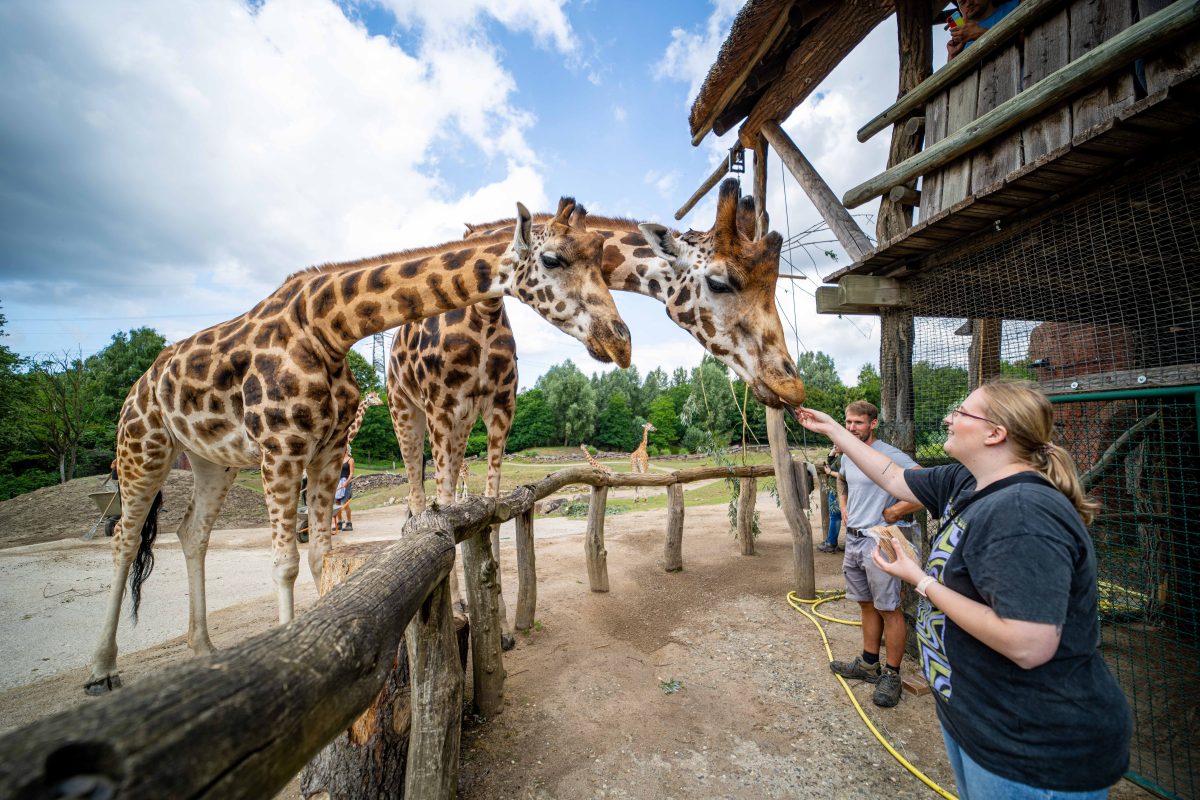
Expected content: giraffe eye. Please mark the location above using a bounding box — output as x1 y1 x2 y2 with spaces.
706 276 733 294
541 252 562 269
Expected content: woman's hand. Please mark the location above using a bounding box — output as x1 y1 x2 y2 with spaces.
872 536 926 586
793 406 837 436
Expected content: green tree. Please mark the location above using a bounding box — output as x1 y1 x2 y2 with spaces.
646 395 679 449
507 388 557 452
85 327 167 448
680 356 738 446
593 392 638 450
346 349 382 393
0 308 26 454
851 362 882 409
24 350 103 482
536 360 596 445
796 351 844 393
670 367 689 388
641 367 668 406
351 397 400 463
912 361 968 447
593 366 642 419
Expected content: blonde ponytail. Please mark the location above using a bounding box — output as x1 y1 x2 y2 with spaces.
980 381 1101 526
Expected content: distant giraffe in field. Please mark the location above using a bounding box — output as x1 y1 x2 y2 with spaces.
84 196 630 695
579 443 612 472
455 460 470 502
345 390 383 450
630 422 656 501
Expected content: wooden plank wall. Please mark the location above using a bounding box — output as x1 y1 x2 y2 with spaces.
916 0 1199 222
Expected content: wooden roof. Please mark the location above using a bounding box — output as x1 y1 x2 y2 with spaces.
688 0 894 146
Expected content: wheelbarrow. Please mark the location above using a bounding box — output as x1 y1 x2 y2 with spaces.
85 487 122 539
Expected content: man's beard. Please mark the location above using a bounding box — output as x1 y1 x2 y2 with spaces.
853 428 872 443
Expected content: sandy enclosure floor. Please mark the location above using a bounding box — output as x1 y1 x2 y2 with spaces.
0 493 1148 800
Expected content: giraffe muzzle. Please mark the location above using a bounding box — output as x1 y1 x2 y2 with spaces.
588 319 632 369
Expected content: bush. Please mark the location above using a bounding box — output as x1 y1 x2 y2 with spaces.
0 468 58 501
465 431 489 458
681 426 715 454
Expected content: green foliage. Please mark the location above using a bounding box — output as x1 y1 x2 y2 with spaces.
594 392 637 450
507 388 557 452
593 366 642 419
346 349 382 393
84 327 167 444
23 351 105 483
912 361 968 448
536 361 596 445
681 425 716 454
659 678 684 694
680 356 738 443
796 351 844 394
852 362 882 409
646 395 679 448
465 417 488 457
352 398 400 462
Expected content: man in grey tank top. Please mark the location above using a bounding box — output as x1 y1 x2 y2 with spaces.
832 400 922 707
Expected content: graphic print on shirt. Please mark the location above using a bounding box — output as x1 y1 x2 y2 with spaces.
915 502 964 701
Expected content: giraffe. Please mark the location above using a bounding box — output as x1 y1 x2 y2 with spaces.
630 422 656 502
454 460 471 503
84 197 631 694
345 389 383 449
388 179 805 640
579 443 613 472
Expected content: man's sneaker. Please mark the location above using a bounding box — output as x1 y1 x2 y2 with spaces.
817 542 837 553
873 667 903 707
830 656 880 682
342 521 353 532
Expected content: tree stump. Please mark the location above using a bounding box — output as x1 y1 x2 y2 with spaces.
585 485 609 591
662 483 684 572
737 477 757 555
300 542 468 800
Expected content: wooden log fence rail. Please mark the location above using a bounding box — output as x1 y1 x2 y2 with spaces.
0 461 809 800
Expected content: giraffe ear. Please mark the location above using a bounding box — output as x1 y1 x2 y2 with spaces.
514 202 533 256
638 223 683 265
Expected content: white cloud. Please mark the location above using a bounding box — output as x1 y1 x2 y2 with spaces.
643 169 679 199
613 105 627 122
653 0 743 103
371 0 578 54
0 0 561 350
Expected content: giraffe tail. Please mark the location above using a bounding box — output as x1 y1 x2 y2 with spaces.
128 491 163 624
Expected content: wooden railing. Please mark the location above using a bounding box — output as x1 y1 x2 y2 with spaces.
0 461 809 800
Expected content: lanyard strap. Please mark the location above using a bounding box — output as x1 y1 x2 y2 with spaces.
937 471 1051 536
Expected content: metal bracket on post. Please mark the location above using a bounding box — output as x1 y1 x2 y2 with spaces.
727 147 745 175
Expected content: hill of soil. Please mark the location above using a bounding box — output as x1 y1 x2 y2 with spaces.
0 470 269 550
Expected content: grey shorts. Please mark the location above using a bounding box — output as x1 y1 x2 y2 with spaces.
843 530 901 611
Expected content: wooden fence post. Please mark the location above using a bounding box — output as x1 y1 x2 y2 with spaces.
737 477 757 555
514 508 537 630
459 530 507 715
663 483 685 572
585 485 610 591
404 576 465 800
766 408 816 599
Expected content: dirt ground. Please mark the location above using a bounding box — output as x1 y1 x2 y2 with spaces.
0 476 1149 799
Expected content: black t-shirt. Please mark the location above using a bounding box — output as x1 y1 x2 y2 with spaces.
904 464 1131 791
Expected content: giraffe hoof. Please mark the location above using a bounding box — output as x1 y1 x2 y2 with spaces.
84 674 122 695
501 633 516 651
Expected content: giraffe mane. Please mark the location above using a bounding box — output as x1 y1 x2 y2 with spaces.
282 231 514 283
466 214 680 236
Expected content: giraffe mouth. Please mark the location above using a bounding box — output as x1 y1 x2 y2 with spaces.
751 376 806 408
586 320 632 368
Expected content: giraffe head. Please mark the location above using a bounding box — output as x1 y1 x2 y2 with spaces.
508 197 632 368
637 179 805 409
361 390 383 408
643 422 656 433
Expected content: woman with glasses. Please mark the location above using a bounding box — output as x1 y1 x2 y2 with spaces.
794 380 1131 798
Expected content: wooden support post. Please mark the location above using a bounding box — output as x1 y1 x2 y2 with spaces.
301 542 468 800
753 133 769 238
737 477 757 556
585 485 610 592
766 408 815 599
663 483 685 572
888 185 921 206
968 318 1003 390
675 145 740 221
902 116 925 138
880 308 916 456
844 0 1200 207
761 120 872 261
819 476 831 535
459 530 506 715
404 577 465 800
793 462 811 511
514 508 536 631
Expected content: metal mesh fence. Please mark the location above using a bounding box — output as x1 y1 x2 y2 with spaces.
899 149 1199 798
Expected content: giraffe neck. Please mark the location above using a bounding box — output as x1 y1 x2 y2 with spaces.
598 224 680 304
640 428 650 450
346 404 368 445
276 236 516 362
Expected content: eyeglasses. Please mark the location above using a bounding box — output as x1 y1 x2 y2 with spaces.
950 406 998 426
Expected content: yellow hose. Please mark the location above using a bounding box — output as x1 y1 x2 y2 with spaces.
788 591 958 800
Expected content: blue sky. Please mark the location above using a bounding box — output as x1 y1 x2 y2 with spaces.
0 0 951 388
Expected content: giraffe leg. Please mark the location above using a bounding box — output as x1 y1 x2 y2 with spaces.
176 454 239 655
431 418 471 614
394 394 428 522
485 408 515 651
259 453 304 624
87 436 179 694
304 446 342 591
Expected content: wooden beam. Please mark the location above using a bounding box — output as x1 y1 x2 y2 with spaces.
903 116 926 138
663 483 684 572
739 0 894 147
815 285 881 315
844 0 1200 208
737 476 757 555
761 120 873 260
691 0 800 146
766 409 815 598
889 185 921 205
513 509 536 630
585 486 609 592
675 145 741 221
858 0 1065 142
839 275 911 307
753 133 769 238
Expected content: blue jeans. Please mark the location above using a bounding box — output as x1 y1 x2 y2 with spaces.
825 491 841 547
941 725 1109 800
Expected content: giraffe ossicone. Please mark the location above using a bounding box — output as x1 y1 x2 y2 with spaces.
84 196 629 695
